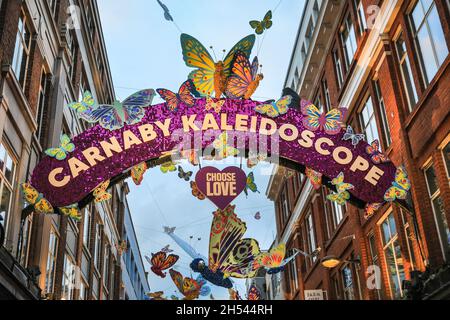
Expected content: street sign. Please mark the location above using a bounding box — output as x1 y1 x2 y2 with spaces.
304 290 325 300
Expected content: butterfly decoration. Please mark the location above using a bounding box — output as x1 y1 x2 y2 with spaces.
21 183 54 214
170 295 180 300
254 212 261 220
80 89 156 131
169 269 202 300
93 180 112 203
68 91 96 114
253 243 299 275
255 96 292 118
364 203 383 220
59 204 82 222
205 96 225 113
160 161 177 173
301 104 345 135
229 288 242 300
181 33 255 98
211 132 240 160
225 50 263 100
157 80 199 112
146 251 179 278
45 134 75 161
244 172 260 197
247 285 262 301
180 149 200 166
249 10 273 35
146 291 167 301
116 240 128 255
161 245 174 254
196 274 212 297
366 140 390 164
306 167 323 190
384 166 411 202
190 181 206 201
131 162 148 186
342 126 366 148
156 0 173 22
247 154 267 169
178 166 193 182
327 172 354 206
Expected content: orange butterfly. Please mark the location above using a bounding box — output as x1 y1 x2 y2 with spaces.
191 181 206 201
93 180 112 203
145 251 179 278
131 162 148 186
157 80 199 112
226 50 263 100
205 96 225 113
169 269 202 300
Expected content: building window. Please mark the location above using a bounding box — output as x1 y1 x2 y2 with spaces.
12 10 31 88
0 142 16 237
381 213 405 299
301 44 307 66
94 224 102 269
103 245 110 285
342 265 356 300
288 248 299 293
368 233 382 299
373 80 392 148
305 18 315 53
36 70 50 145
79 280 88 300
340 14 358 69
359 96 380 145
355 0 367 35
331 200 345 228
410 0 448 85
333 50 344 89
442 140 450 179
306 212 317 264
62 254 76 300
424 163 450 260
322 79 331 111
400 209 417 270
280 187 290 223
45 227 58 296
83 207 91 247
395 33 419 111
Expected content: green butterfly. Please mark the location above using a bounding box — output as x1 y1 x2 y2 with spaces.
68 91 96 113
249 11 273 35
45 134 75 161
244 172 260 197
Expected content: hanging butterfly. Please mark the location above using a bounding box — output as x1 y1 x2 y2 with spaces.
190 181 206 201
327 191 351 206
178 166 193 181
249 10 273 35
205 96 225 113
80 89 156 131
247 154 267 169
210 132 239 160
131 162 148 186
146 251 179 278
160 161 177 173
146 291 167 300
157 79 200 112
364 203 383 220
169 269 203 300
247 285 262 301
306 167 323 190
366 140 390 164
180 149 200 166
253 243 300 274
331 172 355 194
21 183 54 215
342 125 366 147
68 91 96 114
225 50 264 100
166 205 262 289
301 103 345 135
255 96 292 118
93 180 112 203
156 0 173 22
254 212 261 220
161 245 173 254
45 134 75 161
244 172 260 197
59 204 82 222
384 166 411 202
181 33 256 98
327 172 354 206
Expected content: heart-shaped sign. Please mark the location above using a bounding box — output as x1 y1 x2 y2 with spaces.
195 167 247 210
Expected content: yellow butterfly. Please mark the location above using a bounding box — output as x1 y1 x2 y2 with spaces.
255 96 291 118
131 162 148 186
384 166 411 202
331 172 354 194
21 183 54 214
68 91 96 113
93 180 112 203
181 33 255 98
211 132 239 160
327 191 351 206
45 134 75 161
160 161 177 173
205 96 225 113
59 205 82 222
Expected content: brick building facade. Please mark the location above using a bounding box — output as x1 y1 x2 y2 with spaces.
0 0 149 300
267 0 449 300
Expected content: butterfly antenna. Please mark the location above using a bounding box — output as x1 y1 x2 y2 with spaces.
221 49 226 61
210 46 218 61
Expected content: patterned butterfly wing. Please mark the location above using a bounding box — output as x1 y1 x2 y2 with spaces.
34 198 54 214
248 285 262 301
60 205 82 221
327 191 350 206
45 148 67 161
225 51 253 99
323 108 344 135
60 134 75 153
169 269 185 294
120 89 156 126
156 89 180 112
301 104 322 131
21 183 40 205
131 162 147 186
178 80 197 107
249 20 264 35
160 161 177 173
244 172 259 196
222 35 256 77
306 168 323 190
68 91 96 113
191 181 206 200
222 238 261 278
205 96 225 113
255 103 278 118
255 243 286 270
364 203 383 220
274 96 292 116
263 10 273 29
93 180 112 203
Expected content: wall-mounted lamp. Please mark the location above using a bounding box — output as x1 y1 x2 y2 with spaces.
321 256 361 269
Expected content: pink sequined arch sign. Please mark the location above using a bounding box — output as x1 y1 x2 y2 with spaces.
30 98 397 207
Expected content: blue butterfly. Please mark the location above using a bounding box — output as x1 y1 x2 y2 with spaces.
80 89 156 131
342 126 365 148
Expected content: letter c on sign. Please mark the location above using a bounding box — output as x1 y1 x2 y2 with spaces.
315 138 334 156
48 168 71 188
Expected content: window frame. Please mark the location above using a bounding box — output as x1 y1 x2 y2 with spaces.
11 9 32 88
0 141 17 240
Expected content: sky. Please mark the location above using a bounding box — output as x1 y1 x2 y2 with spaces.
97 0 305 300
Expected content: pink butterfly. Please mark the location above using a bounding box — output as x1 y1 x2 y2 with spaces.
366 140 390 164
301 103 346 135
364 203 383 220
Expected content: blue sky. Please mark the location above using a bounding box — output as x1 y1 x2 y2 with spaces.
97 0 305 300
